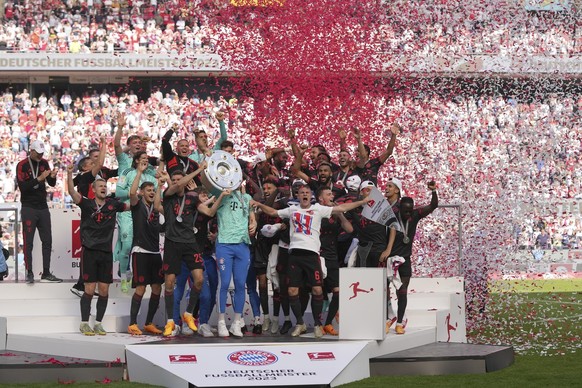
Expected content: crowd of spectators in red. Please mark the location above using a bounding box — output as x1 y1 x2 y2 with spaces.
1 0 217 54
0 85 580 264
1 0 581 56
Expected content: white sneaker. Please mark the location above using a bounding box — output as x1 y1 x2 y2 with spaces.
229 320 244 338
262 317 271 332
171 324 181 337
270 318 280 334
291 323 307 337
181 324 194 335
217 320 229 337
313 325 324 338
198 323 214 338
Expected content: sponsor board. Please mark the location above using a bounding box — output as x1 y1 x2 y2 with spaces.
126 342 368 387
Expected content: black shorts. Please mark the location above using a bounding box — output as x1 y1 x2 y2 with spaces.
323 258 339 292
357 249 383 268
276 247 289 275
131 251 164 287
287 248 323 288
254 239 271 270
255 267 267 276
81 246 113 284
398 256 412 278
163 239 203 275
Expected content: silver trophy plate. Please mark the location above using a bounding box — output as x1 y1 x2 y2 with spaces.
201 150 243 197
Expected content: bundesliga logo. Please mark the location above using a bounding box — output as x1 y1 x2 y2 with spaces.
307 352 335 361
227 350 278 366
169 355 198 363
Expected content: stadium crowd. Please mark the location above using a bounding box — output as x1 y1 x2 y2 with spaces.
0 0 581 56
0 84 581 255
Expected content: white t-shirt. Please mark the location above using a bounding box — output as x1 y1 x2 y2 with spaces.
277 203 333 254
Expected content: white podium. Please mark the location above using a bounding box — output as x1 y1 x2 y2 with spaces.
339 267 387 340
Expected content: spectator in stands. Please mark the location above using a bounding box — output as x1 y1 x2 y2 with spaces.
60 91 72 112
536 229 551 250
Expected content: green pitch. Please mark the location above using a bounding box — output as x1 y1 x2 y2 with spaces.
471 278 582 356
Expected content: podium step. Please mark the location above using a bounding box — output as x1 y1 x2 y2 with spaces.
370 342 514 375
366 326 436 358
408 277 464 293
6 314 130 334
403 292 457 310
6 331 161 363
0 350 125 384
2 298 137 316
404 308 448 327
0 281 142 300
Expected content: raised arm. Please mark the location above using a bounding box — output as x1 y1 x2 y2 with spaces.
66 164 83 205
378 122 400 164
338 127 348 151
114 112 126 157
354 127 368 169
213 111 228 150
331 197 371 215
286 127 301 163
129 160 147 207
156 159 166 178
91 135 107 177
165 161 207 197
418 181 439 217
197 189 230 217
290 145 310 182
153 173 167 213
250 200 279 218
161 124 177 162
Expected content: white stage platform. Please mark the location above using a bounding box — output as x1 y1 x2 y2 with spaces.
0 277 466 386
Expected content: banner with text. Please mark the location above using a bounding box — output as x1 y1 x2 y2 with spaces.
126 342 369 387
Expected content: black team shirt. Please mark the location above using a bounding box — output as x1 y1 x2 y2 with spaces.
355 157 383 185
73 167 118 199
254 196 284 267
163 191 202 246
161 129 201 185
390 208 430 259
16 157 56 209
320 215 341 265
78 197 126 251
358 213 388 252
131 199 161 252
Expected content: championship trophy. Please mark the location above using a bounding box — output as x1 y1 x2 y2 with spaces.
201 150 244 196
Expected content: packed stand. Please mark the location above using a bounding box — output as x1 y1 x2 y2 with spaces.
1 0 218 54
0 0 581 56
0 85 581 262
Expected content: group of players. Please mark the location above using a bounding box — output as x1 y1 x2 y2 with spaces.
21 110 438 339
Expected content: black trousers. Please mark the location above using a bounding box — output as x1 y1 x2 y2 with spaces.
21 207 52 274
